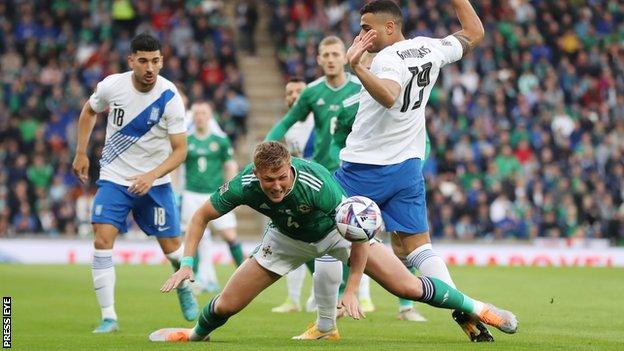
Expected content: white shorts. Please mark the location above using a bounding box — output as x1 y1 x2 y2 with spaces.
252 226 352 276
181 190 237 231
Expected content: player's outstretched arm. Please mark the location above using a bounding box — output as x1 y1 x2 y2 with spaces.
127 132 188 195
72 101 98 183
340 242 369 320
160 201 223 293
347 31 401 109
265 90 312 141
451 0 485 56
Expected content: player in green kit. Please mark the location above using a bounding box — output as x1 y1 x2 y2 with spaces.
148 141 517 343
267 35 376 315
181 102 243 292
266 35 361 172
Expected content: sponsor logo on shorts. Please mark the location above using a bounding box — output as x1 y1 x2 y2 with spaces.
157 226 170 232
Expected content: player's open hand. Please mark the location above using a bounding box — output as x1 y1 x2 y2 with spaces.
126 172 157 195
339 291 365 320
160 266 194 293
346 30 377 69
72 152 90 184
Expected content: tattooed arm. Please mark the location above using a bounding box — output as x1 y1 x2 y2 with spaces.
451 0 485 56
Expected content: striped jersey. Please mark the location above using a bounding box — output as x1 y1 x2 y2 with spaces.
89 71 186 186
210 158 345 242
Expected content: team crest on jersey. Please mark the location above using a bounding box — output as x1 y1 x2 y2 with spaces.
148 107 160 124
210 142 219 152
219 181 229 195
298 204 311 214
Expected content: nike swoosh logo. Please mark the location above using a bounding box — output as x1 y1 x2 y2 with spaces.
157 226 170 232
113 102 122 106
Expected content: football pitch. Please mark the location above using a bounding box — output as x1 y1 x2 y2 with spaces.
1 264 623 350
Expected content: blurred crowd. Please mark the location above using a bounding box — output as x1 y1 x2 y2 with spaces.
269 0 624 243
0 0 248 236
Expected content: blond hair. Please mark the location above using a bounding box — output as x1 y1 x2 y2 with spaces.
253 141 291 171
318 35 345 51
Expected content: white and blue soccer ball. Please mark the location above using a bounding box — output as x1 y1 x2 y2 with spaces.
335 196 384 242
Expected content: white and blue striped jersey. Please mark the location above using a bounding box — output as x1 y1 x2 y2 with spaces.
341 35 463 165
89 71 186 186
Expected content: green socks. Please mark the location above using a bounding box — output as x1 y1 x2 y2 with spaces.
192 296 229 339
304 260 315 274
418 277 478 315
228 241 244 266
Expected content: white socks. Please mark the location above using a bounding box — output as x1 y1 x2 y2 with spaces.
406 243 456 288
197 231 218 287
313 256 342 332
165 245 189 288
358 274 371 300
286 264 306 304
92 249 117 321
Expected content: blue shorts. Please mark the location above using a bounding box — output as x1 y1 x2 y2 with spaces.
334 158 428 234
91 180 181 237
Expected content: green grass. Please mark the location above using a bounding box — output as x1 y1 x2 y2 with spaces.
1 264 623 350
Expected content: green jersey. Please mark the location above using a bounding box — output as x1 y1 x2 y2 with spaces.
266 74 361 172
331 96 431 167
210 158 345 242
185 133 233 193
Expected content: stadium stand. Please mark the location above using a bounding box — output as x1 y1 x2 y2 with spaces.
0 0 248 236
0 0 622 244
268 0 623 243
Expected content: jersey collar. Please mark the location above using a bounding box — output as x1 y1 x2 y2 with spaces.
324 73 351 92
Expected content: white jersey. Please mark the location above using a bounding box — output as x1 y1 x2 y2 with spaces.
341 35 463 165
284 113 314 156
89 71 186 186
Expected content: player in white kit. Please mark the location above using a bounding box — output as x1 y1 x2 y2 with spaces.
335 0 495 342
72 33 198 333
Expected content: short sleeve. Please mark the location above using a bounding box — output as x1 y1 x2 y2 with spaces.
371 50 405 85
210 173 245 214
89 80 110 113
429 35 463 67
164 92 186 134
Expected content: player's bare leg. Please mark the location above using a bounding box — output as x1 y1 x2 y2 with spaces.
92 224 119 333
157 236 199 321
150 257 281 342
364 242 517 335
392 231 494 341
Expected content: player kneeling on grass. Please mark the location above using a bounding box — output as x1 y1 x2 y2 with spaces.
149 141 517 342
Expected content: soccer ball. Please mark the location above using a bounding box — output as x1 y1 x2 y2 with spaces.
335 196 384 242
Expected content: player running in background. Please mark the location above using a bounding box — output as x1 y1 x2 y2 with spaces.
272 78 317 313
72 33 198 333
180 102 240 293
266 35 376 314
148 141 517 342
336 0 494 342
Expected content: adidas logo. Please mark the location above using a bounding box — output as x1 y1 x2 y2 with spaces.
316 98 325 106
260 203 270 210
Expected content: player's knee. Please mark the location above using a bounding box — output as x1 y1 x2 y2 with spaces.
93 235 114 249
